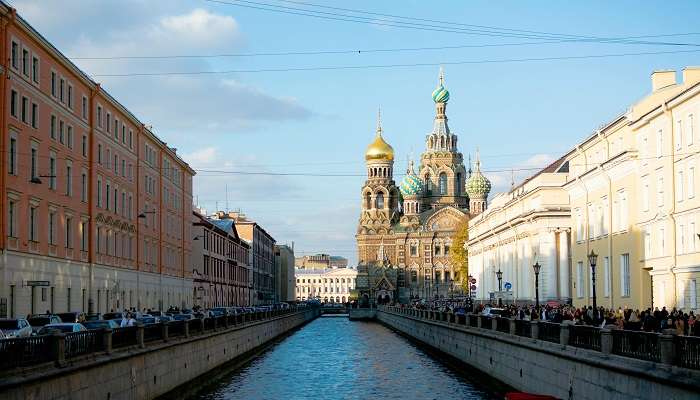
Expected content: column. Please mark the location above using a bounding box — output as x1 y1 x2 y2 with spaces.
545 230 558 300
558 230 570 300
521 237 532 300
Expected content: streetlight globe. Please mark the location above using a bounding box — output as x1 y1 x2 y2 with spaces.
588 250 598 268
532 262 541 275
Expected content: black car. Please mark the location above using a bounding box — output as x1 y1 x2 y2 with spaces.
56 312 86 323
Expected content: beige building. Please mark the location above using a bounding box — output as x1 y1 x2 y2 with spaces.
467 158 571 304
295 254 348 269
275 244 296 302
295 267 357 303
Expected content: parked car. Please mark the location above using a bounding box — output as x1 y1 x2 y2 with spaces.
27 315 62 334
157 315 173 323
0 318 33 338
481 307 506 318
85 313 103 321
136 317 158 325
56 312 87 323
172 314 194 321
209 307 228 317
82 320 120 330
102 312 123 321
149 311 163 317
36 323 86 335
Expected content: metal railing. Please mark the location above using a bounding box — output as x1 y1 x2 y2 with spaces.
514 319 531 338
569 325 601 351
496 317 511 334
612 330 660 362
0 335 53 369
537 322 561 343
65 331 103 358
675 335 700 370
112 326 138 349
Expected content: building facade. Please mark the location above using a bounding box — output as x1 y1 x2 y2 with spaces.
274 244 295 302
218 211 276 305
355 70 490 304
295 253 348 269
191 210 250 308
295 267 357 303
467 159 571 304
0 5 195 318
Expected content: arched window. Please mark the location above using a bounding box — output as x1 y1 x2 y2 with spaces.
365 192 371 209
439 173 447 195
376 192 384 209
455 172 462 196
425 174 432 195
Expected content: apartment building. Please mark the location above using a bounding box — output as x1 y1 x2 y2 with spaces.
0 5 194 317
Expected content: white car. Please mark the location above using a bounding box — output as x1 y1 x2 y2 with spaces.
0 318 33 338
36 323 87 335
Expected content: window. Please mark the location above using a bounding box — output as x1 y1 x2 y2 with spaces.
10 41 18 69
65 164 72 196
81 221 88 251
601 198 609 236
48 212 56 245
105 183 111 210
689 166 695 199
114 118 119 139
59 78 65 103
21 96 27 123
679 223 686 254
644 229 652 259
114 188 118 213
691 222 697 252
657 128 664 158
659 226 666 256
114 154 118 174
9 136 17 175
31 102 37 128
677 170 684 202
376 192 384 209
603 257 610 298
50 115 56 139
657 175 664 208
82 96 87 119
97 144 102 164
576 262 584 298
575 208 583 241
29 206 38 241
7 200 16 237
65 217 72 248
121 125 126 144
434 245 441 256
67 126 73 148
51 71 57 96
32 56 39 83
106 113 111 133
425 173 432 194
642 177 650 212
97 179 102 208
21 48 29 76
128 130 133 148
587 203 595 239
49 153 56 190
30 145 38 179
82 135 87 157
67 85 73 109
59 120 64 144
676 120 683 150
10 90 17 118
439 172 447 195
410 244 417 257
81 172 87 202
689 280 698 310
97 106 102 128
620 253 630 297
688 114 695 146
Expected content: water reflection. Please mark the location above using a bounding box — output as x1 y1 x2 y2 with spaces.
190 316 499 400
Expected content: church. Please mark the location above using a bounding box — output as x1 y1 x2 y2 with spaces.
355 70 492 304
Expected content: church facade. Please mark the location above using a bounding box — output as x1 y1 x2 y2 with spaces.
355 70 492 304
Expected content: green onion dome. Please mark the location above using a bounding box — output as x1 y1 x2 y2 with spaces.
431 85 450 103
399 160 423 197
465 152 491 197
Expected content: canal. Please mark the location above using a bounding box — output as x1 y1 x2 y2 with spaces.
188 316 504 400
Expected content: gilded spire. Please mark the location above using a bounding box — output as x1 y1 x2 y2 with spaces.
365 107 394 161
376 106 382 136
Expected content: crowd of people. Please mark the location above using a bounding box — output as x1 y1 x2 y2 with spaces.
400 299 699 336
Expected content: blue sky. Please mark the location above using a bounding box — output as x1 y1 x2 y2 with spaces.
14 0 700 265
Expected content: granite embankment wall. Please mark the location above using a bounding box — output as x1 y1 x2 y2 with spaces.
0 309 318 400
377 308 699 400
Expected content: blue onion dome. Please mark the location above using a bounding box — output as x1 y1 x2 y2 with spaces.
400 160 423 197
431 67 450 103
466 152 491 197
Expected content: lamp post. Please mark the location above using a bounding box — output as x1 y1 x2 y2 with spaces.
588 250 598 312
495 269 503 306
532 262 541 313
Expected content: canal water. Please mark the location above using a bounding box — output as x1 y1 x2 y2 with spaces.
188 316 503 400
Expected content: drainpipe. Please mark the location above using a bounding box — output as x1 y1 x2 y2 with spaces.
574 145 590 302
0 10 13 253
664 102 678 308
597 130 615 309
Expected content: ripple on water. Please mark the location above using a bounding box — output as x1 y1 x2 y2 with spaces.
189 317 500 400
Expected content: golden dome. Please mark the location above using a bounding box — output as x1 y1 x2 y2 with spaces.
365 133 394 161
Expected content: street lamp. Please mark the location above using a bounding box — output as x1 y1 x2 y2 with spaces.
137 210 156 219
495 269 503 306
588 249 598 312
532 262 541 313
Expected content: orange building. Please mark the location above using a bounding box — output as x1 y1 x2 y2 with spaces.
0 4 194 317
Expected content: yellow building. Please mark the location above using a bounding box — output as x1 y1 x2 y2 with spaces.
565 67 700 311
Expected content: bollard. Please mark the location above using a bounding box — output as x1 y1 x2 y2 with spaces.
184 320 190 338
659 333 676 365
559 322 571 346
103 328 113 354
477 315 483 329
509 318 516 335
491 317 498 331
137 324 145 348
161 322 169 342
51 333 66 367
529 320 539 339
600 329 612 355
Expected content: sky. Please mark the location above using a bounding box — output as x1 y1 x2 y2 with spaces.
12 0 700 266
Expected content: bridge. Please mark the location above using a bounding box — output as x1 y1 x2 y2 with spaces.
318 306 349 316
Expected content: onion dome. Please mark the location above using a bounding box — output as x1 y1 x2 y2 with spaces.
431 67 450 103
365 108 394 161
399 160 423 197
466 150 491 197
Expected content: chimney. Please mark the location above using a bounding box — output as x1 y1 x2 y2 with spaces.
682 66 700 86
651 70 676 92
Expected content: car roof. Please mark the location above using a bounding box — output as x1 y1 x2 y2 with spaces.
45 323 80 326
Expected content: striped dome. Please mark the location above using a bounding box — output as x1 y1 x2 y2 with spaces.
432 85 450 103
399 159 423 197
466 172 491 197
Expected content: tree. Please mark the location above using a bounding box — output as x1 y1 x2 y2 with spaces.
449 216 469 292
